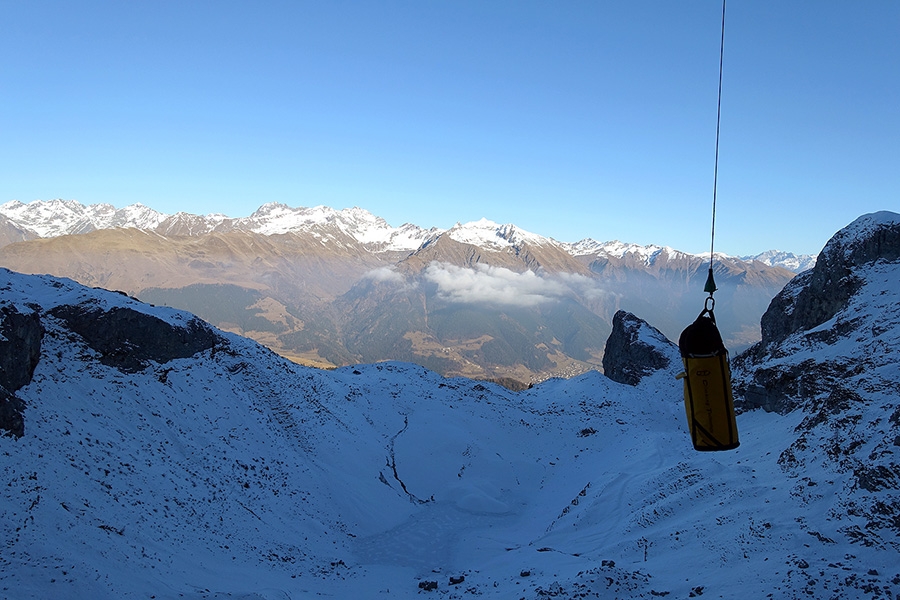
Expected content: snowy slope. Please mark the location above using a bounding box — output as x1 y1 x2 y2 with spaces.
2 265 898 599
731 211 900 570
446 218 558 250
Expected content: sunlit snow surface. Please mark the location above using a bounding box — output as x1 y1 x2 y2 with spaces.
1 268 898 599
0 200 168 238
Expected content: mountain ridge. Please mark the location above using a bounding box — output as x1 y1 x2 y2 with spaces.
0 199 816 271
0 199 804 386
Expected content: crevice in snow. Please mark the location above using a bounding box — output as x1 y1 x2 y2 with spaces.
384 415 433 505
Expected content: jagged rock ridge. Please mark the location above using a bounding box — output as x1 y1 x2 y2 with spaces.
602 310 679 385
738 211 900 411
732 211 900 551
759 211 900 348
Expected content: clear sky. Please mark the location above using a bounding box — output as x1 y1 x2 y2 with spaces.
2 1 897 256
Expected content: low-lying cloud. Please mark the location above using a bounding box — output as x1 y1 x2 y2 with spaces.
363 262 618 309
423 262 569 307
362 266 406 284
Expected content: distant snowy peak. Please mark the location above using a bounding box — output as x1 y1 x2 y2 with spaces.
568 238 814 272
565 238 696 266
157 211 230 237
742 250 817 273
446 218 555 249
568 238 668 259
0 199 437 252
239 203 439 251
0 199 819 264
0 199 167 237
243 203 383 236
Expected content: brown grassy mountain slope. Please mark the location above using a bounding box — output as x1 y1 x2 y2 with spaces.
0 227 795 387
0 228 384 297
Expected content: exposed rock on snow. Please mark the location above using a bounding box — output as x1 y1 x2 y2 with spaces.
0 303 43 437
0 303 43 391
737 211 900 414
0 389 25 438
733 211 900 552
602 310 678 386
759 211 900 349
48 303 221 372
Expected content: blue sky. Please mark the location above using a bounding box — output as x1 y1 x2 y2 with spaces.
2 1 897 256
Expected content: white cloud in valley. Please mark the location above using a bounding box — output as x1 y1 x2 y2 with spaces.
423 262 570 307
364 262 618 308
362 266 407 284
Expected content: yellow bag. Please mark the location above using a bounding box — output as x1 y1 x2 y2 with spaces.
677 308 739 451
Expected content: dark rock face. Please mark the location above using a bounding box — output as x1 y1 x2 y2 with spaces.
735 357 865 415
603 310 677 386
49 303 221 372
0 304 43 392
736 212 900 414
732 213 900 548
0 303 44 438
759 212 900 348
0 391 25 439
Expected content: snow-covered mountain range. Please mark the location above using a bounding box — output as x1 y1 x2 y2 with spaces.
1 211 897 598
0 199 813 387
0 199 815 270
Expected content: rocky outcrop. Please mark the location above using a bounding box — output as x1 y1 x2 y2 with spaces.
603 310 678 386
49 303 222 372
732 211 900 549
0 303 44 438
736 211 900 414
758 211 900 348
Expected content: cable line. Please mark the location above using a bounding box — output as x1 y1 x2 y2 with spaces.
704 0 727 301
676 0 740 453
